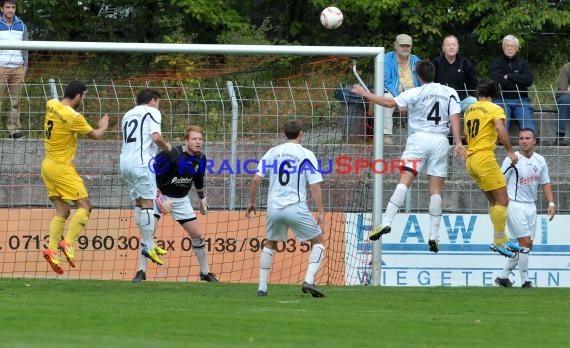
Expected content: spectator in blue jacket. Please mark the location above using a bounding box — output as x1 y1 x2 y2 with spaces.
0 0 28 139
383 34 421 144
490 35 536 136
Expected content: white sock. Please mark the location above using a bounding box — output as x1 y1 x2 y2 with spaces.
428 194 443 240
192 238 210 275
384 183 408 226
135 207 155 249
139 248 148 272
499 255 518 279
258 247 275 292
519 252 529 283
304 244 325 284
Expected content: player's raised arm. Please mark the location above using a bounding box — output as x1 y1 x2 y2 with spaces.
87 113 109 140
351 84 398 108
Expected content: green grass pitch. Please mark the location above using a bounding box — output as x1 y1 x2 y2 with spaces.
0 279 568 348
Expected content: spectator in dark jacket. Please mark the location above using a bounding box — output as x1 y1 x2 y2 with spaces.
433 35 478 112
433 35 478 145
490 35 536 134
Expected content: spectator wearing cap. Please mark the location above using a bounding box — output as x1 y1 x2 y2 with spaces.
383 34 421 144
0 0 28 139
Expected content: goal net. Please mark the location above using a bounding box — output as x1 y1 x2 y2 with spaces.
0 42 385 285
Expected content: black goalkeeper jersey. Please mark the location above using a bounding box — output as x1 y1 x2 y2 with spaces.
154 145 206 198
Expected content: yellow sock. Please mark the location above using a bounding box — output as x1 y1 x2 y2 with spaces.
490 204 509 244
48 216 66 251
65 208 90 245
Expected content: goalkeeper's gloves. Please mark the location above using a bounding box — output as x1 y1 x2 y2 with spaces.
199 197 208 215
156 194 173 214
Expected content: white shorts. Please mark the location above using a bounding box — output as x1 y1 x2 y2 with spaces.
266 202 321 242
154 195 197 222
507 201 537 240
401 132 450 177
120 165 157 200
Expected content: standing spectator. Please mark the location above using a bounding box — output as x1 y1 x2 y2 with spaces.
495 128 555 288
490 35 537 136
41 81 109 274
433 35 478 112
246 119 326 297
134 126 218 283
352 61 465 253
383 34 421 144
463 79 526 258
433 35 478 145
120 89 171 271
555 62 570 146
0 0 28 139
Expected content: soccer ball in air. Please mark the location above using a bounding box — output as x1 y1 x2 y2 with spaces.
320 7 343 29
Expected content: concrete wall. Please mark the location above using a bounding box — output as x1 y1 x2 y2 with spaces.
1 125 568 213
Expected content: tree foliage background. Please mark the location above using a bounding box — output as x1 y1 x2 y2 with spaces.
17 0 570 84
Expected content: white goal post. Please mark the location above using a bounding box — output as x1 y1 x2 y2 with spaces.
0 40 386 285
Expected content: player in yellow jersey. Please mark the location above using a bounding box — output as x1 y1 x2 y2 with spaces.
40 80 109 274
464 79 524 258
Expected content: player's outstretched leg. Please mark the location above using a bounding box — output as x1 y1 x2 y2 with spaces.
142 245 164 265
489 243 516 258
58 240 76 268
504 240 530 253
42 249 64 274
154 245 168 256
369 225 391 241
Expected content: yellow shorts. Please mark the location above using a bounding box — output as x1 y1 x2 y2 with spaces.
41 158 88 202
466 151 506 192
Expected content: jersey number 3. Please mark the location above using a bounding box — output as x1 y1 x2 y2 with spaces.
45 120 54 139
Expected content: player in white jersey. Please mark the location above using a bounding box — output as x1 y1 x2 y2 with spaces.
352 60 465 253
495 128 556 288
120 88 171 270
246 119 326 297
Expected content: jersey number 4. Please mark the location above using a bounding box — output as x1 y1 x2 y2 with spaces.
426 102 441 125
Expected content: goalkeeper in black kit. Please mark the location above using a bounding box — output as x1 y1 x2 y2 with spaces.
132 125 218 283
